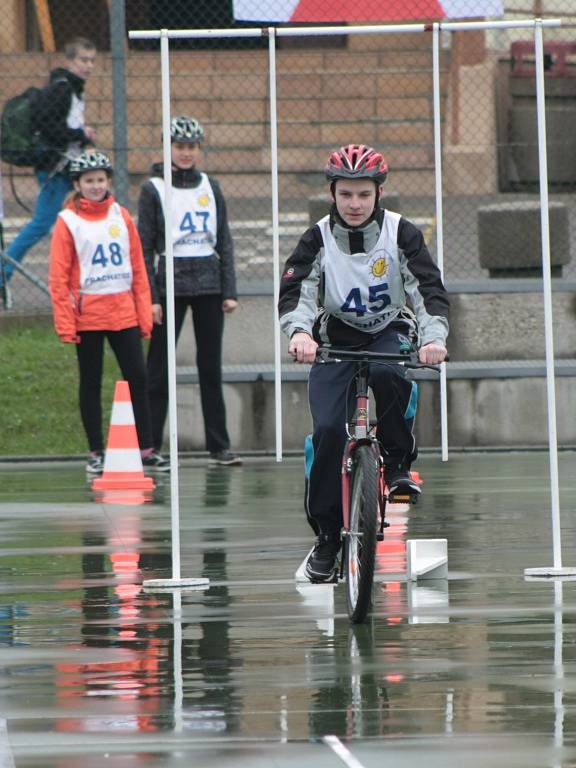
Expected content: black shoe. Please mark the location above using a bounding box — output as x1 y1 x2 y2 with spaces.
209 451 242 466
305 533 341 583
86 452 104 475
385 464 421 500
142 450 171 472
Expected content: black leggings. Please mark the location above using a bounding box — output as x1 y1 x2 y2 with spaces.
76 327 153 453
147 295 230 453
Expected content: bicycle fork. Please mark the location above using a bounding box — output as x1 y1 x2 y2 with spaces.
339 439 388 582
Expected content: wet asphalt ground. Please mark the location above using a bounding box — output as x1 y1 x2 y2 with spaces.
1 451 576 767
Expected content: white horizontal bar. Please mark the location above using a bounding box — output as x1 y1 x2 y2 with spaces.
129 27 266 40
276 23 428 36
129 17 561 42
440 18 561 31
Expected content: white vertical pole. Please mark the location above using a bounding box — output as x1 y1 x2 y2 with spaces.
553 580 564 764
432 23 449 462
268 27 284 462
534 20 562 569
173 590 183 733
160 31 182 580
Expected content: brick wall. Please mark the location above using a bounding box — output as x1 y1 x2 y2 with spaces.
0 36 450 198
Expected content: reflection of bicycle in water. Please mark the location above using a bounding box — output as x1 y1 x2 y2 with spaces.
316 347 441 623
308 622 391 739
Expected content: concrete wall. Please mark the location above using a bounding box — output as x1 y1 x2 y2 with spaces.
175 375 576 451
176 291 576 366
173 290 576 452
448 292 576 361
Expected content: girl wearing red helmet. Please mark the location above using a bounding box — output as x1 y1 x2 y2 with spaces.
279 144 449 583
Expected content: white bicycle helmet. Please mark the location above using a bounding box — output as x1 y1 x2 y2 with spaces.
170 116 204 143
69 150 113 178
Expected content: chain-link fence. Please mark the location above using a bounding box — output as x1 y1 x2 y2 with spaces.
1 0 575 313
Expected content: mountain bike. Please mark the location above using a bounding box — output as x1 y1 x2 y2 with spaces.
315 346 441 623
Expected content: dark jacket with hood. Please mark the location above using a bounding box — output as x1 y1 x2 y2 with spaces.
35 67 91 172
137 162 237 304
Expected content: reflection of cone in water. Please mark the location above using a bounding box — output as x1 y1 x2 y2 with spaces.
92 381 155 492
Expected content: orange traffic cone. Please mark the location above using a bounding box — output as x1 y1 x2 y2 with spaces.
92 381 155 492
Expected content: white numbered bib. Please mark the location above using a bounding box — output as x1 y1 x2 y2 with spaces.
151 174 217 258
60 203 133 295
320 211 405 333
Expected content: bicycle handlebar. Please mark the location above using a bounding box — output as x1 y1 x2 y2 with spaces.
316 346 446 373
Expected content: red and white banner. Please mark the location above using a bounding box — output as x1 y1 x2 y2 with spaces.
233 0 503 23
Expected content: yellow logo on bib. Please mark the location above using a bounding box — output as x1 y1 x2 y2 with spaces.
197 194 210 207
371 257 388 278
109 224 121 238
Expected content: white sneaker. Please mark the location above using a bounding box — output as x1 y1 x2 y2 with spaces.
86 453 104 475
1 284 13 310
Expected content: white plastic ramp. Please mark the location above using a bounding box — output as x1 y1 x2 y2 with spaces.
406 538 448 580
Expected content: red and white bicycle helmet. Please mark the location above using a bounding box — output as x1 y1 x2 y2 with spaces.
325 144 388 184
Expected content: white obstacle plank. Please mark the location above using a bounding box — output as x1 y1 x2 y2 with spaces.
407 538 448 580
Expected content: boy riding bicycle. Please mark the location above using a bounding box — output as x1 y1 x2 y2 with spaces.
278 144 450 583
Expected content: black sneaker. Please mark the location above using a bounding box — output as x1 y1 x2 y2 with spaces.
86 452 104 475
208 451 242 466
142 450 171 472
305 533 341 583
385 464 421 500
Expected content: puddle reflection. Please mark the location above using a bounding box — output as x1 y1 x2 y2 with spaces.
1 455 576 766
49 467 244 739
308 623 391 739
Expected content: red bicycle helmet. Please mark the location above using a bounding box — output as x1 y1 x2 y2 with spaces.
325 144 388 184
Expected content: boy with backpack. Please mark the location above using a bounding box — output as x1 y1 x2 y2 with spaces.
0 37 97 305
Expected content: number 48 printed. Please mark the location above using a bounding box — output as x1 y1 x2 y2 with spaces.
91 242 123 267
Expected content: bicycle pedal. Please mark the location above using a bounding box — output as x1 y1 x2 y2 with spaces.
387 491 420 504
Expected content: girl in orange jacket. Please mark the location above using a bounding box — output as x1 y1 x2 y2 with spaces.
49 150 169 475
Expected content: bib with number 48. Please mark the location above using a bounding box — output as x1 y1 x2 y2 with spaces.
59 203 133 295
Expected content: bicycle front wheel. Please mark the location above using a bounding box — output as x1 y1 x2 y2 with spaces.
345 444 379 623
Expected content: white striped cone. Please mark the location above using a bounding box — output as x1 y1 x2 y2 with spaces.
92 380 154 491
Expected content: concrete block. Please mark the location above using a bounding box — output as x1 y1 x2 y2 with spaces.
448 292 576 361
406 539 448 580
478 201 570 277
509 105 576 186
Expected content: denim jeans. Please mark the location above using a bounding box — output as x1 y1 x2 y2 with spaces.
2 170 71 283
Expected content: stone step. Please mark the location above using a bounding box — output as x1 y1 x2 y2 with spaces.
173 363 576 451
177 359 576 384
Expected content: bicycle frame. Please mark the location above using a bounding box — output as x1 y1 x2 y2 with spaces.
340 362 385 537
315 345 441 621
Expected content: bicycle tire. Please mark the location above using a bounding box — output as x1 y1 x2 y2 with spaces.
345 444 379 623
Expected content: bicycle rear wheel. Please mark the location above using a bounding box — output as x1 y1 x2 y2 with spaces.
345 444 379 623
